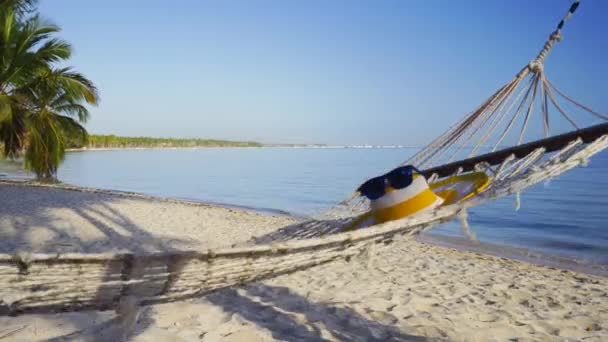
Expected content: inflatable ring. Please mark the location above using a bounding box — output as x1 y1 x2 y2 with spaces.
430 171 491 205
344 171 491 230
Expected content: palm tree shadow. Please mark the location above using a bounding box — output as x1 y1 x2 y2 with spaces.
206 284 425 341
44 306 155 342
0 183 195 253
0 183 193 339
71 204 176 253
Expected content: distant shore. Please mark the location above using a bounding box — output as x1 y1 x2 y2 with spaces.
65 146 264 152
66 145 419 152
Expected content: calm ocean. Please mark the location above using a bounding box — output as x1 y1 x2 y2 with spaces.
6 148 608 265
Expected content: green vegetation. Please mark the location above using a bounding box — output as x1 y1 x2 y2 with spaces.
0 0 98 181
70 135 262 149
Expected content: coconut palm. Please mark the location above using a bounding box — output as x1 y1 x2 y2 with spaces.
0 0 98 181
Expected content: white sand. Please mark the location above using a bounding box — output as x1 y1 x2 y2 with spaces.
0 183 294 253
0 183 606 341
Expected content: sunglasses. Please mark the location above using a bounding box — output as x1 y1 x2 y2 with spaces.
357 165 422 200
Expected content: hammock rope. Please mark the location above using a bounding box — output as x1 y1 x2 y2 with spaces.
1 0 607 316
399 1 605 175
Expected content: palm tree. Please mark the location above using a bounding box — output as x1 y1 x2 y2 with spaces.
0 0 98 181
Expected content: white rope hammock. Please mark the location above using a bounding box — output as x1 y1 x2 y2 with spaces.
1 0 607 316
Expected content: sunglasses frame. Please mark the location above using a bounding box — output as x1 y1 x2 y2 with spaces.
357 165 422 200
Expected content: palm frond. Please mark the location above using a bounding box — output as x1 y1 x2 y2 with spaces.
0 0 40 18
0 94 13 123
55 113 88 146
1 6 16 44
54 102 90 122
16 15 62 55
30 37 71 63
0 106 27 158
25 111 65 180
51 67 99 105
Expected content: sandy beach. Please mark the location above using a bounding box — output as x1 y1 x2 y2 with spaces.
0 182 606 341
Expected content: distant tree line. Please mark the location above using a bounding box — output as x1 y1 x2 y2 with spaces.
67 135 262 149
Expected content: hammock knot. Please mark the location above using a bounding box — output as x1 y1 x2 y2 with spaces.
528 60 544 74
12 252 33 275
532 31 562 67
550 30 563 42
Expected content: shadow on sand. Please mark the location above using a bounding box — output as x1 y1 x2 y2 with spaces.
206 284 425 341
1 183 421 341
0 183 190 340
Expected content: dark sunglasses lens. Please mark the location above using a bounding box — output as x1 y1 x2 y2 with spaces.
387 166 414 189
359 178 386 200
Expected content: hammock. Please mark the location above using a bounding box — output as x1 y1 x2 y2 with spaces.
1 0 607 316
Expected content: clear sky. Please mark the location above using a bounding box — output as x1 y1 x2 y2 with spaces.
39 0 608 145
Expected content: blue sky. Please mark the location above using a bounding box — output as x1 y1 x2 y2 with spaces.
40 0 608 145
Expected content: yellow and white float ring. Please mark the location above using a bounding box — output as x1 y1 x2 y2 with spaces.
429 171 491 205
370 173 444 224
344 168 491 230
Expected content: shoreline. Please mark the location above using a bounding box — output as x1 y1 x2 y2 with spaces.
418 233 608 277
1 178 605 275
0 178 297 219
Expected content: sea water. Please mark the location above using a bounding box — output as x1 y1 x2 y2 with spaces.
6 148 608 264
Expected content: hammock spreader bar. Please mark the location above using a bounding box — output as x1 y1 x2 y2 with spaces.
421 122 608 178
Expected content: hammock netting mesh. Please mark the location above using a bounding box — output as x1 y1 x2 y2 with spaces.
1 0 607 316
